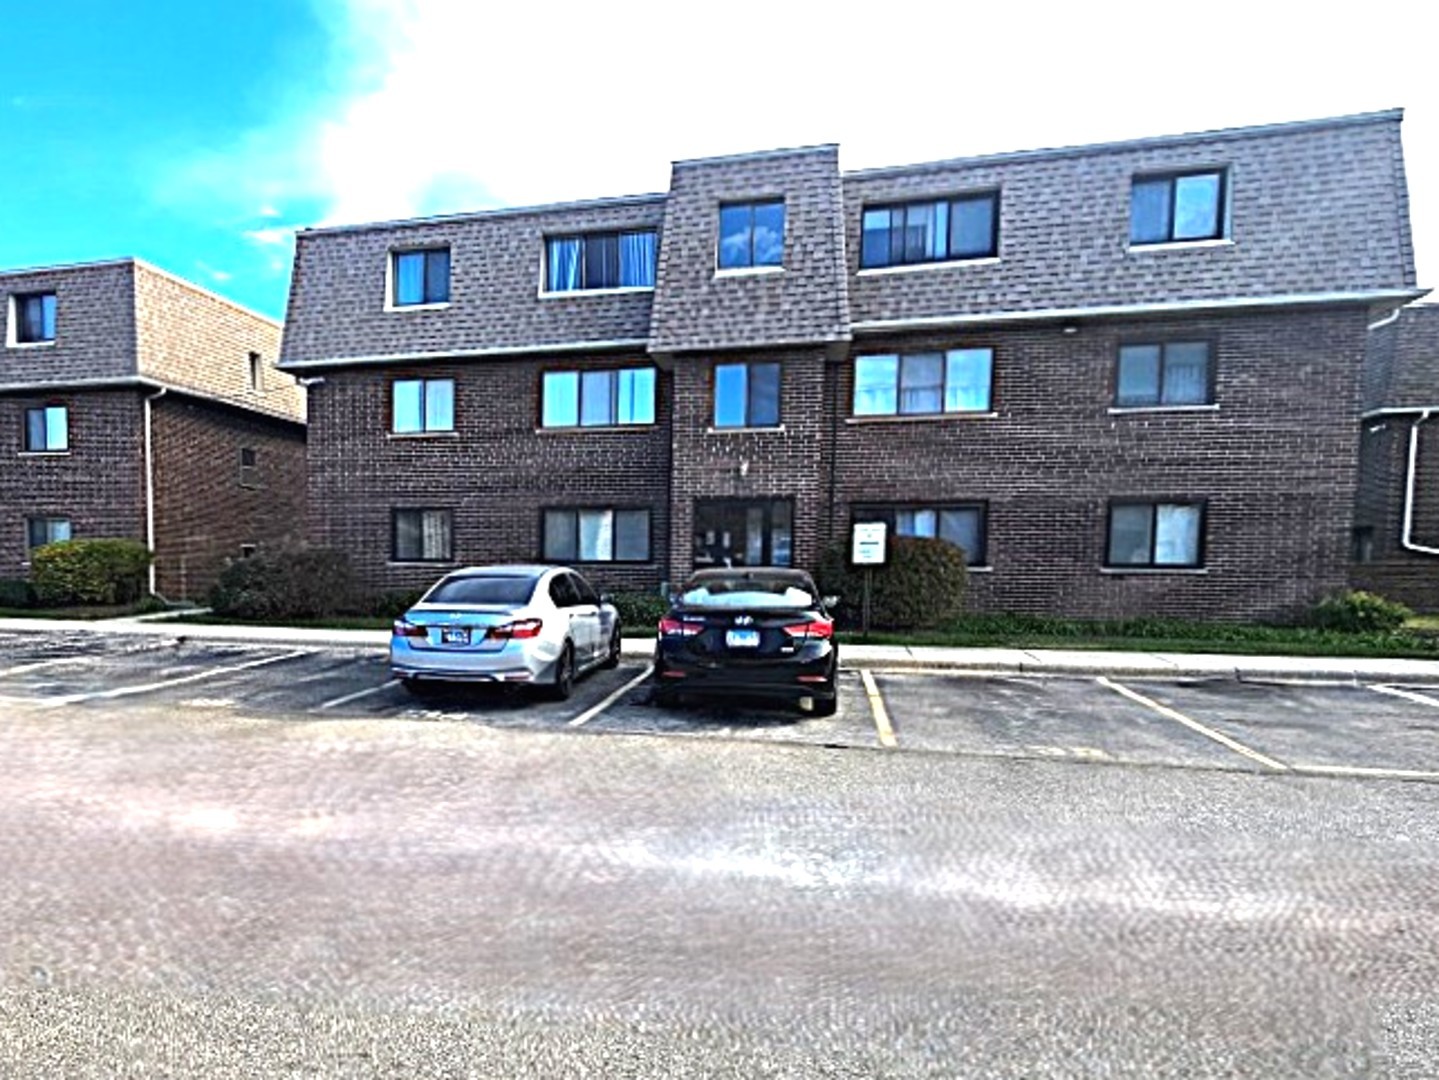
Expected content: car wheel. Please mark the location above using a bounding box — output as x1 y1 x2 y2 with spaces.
601 626 622 669
400 677 435 699
547 644 575 701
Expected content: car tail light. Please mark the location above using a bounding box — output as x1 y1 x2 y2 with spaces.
783 620 833 640
658 616 704 637
393 620 429 640
487 618 543 641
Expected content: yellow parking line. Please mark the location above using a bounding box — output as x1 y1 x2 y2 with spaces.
1097 677 1288 772
860 670 898 748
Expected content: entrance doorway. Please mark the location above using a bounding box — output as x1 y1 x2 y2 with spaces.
693 499 793 568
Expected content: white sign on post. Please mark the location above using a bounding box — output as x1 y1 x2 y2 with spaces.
851 521 888 566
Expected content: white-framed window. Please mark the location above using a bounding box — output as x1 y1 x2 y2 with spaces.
1107 501 1205 568
10 292 57 344
713 362 780 428
23 404 68 452
391 249 450 306
248 352 264 391
392 508 453 563
718 200 784 269
853 348 993 417
1130 170 1226 244
545 231 656 291
541 367 656 428
860 193 998 268
26 516 71 551
392 378 454 434
239 447 259 487
543 507 650 563
1116 342 1213 407
853 504 988 566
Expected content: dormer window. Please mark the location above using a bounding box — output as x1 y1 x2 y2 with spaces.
860 194 998 269
1130 170 1226 245
718 200 784 270
11 292 57 344
391 248 450 307
546 231 656 292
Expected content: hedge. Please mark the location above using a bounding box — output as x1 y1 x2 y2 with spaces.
30 539 152 606
815 535 968 630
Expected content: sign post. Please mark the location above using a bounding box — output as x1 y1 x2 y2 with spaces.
850 522 888 638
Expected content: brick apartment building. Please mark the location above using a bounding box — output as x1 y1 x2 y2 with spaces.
1 258 307 600
279 109 1428 621
1354 304 1439 609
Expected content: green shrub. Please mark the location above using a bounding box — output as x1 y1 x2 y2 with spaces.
30 539 152 606
359 589 429 621
208 548 359 620
0 578 35 609
815 536 968 630
1311 590 1413 634
610 590 669 631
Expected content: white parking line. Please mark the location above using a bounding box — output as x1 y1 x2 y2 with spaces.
1097 676 1289 772
861 670 898 748
315 680 401 711
1368 684 1439 709
568 665 653 728
1293 763 1439 782
37 650 310 708
0 657 87 679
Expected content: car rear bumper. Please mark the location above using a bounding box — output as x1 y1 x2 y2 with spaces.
390 638 557 683
653 647 837 701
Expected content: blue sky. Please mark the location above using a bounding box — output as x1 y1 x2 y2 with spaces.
3 1 1436 321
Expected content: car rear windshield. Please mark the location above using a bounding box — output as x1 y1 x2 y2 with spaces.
680 577 816 609
425 575 538 606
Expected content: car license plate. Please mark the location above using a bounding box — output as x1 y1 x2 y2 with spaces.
725 628 760 649
441 627 469 645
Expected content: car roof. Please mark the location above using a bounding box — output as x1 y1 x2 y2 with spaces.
442 564 564 581
683 568 816 586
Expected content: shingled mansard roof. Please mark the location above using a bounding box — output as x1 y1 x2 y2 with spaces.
279 109 1425 370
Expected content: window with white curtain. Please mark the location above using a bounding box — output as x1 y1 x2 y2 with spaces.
1107 501 1204 568
392 509 453 562
853 349 993 417
1115 342 1212 407
543 508 650 562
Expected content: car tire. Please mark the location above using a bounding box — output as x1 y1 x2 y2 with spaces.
400 677 435 699
546 644 575 701
810 689 838 717
601 626 622 669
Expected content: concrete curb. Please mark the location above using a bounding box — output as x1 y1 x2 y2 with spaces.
5 617 1439 685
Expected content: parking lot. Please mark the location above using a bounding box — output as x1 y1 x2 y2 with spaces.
4 628 1439 783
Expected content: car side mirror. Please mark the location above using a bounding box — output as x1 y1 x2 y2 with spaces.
599 593 613 605
823 595 840 610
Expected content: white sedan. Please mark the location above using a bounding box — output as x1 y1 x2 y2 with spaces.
390 565 621 699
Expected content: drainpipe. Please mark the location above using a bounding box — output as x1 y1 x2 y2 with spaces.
1367 307 1403 332
1402 409 1439 555
144 387 168 597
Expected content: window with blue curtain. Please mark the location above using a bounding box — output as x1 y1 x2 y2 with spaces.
16 293 57 342
546 230 656 291
391 249 450 305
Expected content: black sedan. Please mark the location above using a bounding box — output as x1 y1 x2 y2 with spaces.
653 568 838 715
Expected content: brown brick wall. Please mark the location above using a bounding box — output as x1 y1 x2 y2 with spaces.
150 395 308 601
666 348 829 585
0 389 146 577
829 308 1368 622
1352 414 1439 611
306 355 671 596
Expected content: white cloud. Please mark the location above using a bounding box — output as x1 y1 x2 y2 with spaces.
244 226 295 247
174 0 1437 280
195 261 232 283
258 204 282 219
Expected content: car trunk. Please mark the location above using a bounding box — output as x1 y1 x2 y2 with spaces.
670 606 819 662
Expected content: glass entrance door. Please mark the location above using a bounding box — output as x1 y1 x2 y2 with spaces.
693 499 793 568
